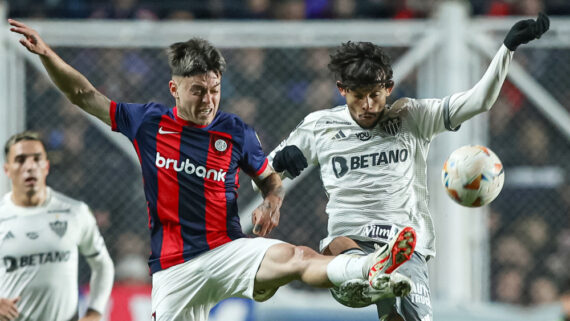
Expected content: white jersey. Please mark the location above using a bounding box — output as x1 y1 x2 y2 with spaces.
268 45 513 257
0 188 108 321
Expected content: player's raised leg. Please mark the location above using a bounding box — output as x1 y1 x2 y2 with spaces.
253 226 417 301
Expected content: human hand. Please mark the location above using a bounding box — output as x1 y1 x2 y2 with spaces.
8 19 52 56
251 195 281 236
0 297 20 321
272 146 308 178
503 12 550 51
78 308 102 321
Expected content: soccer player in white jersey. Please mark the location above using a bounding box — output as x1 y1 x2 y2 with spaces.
265 14 550 321
0 132 114 321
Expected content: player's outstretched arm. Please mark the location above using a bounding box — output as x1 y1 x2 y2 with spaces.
251 167 284 237
445 13 549 128
8 19 112 126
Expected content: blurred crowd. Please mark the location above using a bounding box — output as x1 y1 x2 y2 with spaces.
7 0 570 20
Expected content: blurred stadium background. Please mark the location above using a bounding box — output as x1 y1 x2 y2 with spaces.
0 0 569 320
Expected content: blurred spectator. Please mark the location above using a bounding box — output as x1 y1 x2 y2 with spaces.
89 0 158 19
272 0 306 20
516 117 551 166
166 9 195 20
514 0 545 15
514 215 550 252
528 275 559 305
495 267 526 304
485 0 515 16
494 234 532 269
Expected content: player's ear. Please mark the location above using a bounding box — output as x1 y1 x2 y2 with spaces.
385 80 394 96
169 80 179 99
336 81 347 97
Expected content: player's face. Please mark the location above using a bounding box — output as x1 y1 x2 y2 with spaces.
170 71 221 126
3 140 49 196
339 84 393 129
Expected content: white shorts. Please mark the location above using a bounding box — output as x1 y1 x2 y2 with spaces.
151 237 283 321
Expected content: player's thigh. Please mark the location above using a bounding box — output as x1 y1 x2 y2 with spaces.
396 253 433 321
254 242 298 286
208 237 285 299
152 259 212 321
152 238 283 319
255 242 323 288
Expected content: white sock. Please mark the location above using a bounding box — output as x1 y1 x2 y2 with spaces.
326 254 369 286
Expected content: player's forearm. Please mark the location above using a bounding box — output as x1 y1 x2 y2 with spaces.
258 173 285 203
39 50 111 125
85 247 114 314
447 44 513 126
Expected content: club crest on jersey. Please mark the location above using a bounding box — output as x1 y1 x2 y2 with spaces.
379 117 402 136
210 135 231 155
50 220 68 238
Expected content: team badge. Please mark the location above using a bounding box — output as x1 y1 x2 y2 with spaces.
50 220 68 238
379 117 402 136
214 139 228 152
210 134 231 155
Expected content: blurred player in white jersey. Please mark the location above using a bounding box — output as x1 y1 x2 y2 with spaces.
0 131 114 321
264 14 550 321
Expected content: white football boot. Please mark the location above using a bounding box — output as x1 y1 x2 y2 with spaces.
330 273 413 308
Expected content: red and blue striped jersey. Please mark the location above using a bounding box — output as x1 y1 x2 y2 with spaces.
110 101 268 273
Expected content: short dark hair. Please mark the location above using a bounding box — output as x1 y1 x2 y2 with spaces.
167 38 226 77
4 131 46 160
328 41 394 91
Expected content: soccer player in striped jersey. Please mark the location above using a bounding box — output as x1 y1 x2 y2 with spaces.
0 132 114 321
265 13 550 321
8 19 415 321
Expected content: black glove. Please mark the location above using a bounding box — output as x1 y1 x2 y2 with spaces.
503 12 550 51
272 145 308 178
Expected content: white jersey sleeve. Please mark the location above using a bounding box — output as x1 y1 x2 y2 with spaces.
77 205 114 314
447 44 513 127
268 111 322 170
402 44 513 141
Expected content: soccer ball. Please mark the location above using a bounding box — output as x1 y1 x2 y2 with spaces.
441 145 504 207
